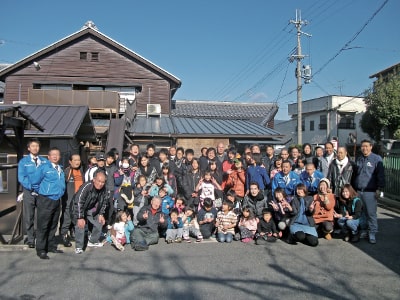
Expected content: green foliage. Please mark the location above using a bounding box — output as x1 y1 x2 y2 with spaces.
361 69 400 141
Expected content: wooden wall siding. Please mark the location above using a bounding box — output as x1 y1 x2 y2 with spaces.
4 35 172 114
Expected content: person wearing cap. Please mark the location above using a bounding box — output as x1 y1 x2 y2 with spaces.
84 152 106 182
311 178 336 240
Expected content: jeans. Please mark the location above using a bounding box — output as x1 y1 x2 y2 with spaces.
75 211 103 249
166 228 183 240
217 232 233 243
337 217 360 235
358 191 378 234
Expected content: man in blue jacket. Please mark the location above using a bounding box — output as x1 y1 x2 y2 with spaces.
17 138 47 248
32 147 66 259
354 139 385 244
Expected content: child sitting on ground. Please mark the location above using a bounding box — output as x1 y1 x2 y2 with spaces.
197 198 218 239
108 210 134 251
159 187 175 215
255 209 279 245
238 206 259 243
216 201 237 243
182 206 203 243
165 208 184 244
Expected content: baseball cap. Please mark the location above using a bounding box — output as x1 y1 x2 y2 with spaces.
96 152 106 161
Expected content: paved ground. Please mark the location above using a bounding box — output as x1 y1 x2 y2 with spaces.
1 205 399 300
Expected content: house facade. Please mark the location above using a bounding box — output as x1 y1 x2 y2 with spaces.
275 95 369 151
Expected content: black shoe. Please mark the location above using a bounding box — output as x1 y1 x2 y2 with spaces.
48 249 64 253
62 235 72 247
27 242 35 249
37 252 50 260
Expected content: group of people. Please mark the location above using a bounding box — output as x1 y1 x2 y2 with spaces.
18 138 385 259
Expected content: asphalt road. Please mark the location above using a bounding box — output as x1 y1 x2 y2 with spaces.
1 206 399 300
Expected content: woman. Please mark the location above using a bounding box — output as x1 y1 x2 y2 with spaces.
134 154 158 190
289 183 318 246
312 178 336 240
335 184 364 242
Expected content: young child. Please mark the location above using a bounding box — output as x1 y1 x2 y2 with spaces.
182 206 203 243
216 201 237 243
108 211 134 251
197 198 218 239
238 206 259 243
174 195 186 217
132 175 150 226
149 176 174 198
255 209 279 245
269 188 293 236
195 171 222 211
159 188 175 215
165 208 184 244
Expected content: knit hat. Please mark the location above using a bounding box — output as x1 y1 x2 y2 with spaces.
319 178 330 188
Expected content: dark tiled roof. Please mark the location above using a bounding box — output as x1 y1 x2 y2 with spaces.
128 116 283 139
171 100 278 124
18 105 96 140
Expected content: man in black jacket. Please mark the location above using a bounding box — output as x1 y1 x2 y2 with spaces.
73 171 107 254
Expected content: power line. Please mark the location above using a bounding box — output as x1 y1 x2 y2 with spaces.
313 0 389 77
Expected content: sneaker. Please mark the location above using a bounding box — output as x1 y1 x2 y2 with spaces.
175 237 182 243
111 235 125 251
196 236 203 243
343 234 350 242
62 234 72 247
360 231 368 239
75 248 83 254
369 233 376 244
324 233 332 240
87 241 104 248
166 239 173 244
242 237 252 243
183 238 191 243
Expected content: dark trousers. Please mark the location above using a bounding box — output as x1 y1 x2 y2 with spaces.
60 195 73 236
36 195 60 254
22 188 37 244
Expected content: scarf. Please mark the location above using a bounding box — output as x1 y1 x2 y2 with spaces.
336 156 348 174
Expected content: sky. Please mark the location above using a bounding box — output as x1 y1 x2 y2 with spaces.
1 0 399 120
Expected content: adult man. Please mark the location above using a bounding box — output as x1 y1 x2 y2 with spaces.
272 160 301 199
290 147 301 168
32 147 66 259
300 163 324 196
18 138 47 248
73 171 108 254
60 153 84 247
130 196 166 251
262 145 276 176
354 139 385 244
216 142 227 165
327 146 355 203
320 142 336 177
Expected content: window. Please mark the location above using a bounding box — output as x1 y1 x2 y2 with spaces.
319 115 327 129
0 154 8 192
310 120 314 131
80 52 88 60
91 52 99 61
338 113 356 129
295 120 305 132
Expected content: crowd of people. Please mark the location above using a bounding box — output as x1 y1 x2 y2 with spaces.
17 138 385 259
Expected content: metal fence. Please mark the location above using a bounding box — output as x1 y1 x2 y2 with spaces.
383 156 400 201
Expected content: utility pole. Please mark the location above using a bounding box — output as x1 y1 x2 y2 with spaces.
290 10 311 145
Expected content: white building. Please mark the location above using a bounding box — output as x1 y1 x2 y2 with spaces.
275 95 370 148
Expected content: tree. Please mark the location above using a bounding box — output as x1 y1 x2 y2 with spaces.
361 69 400 141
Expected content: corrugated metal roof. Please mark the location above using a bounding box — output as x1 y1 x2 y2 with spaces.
128 116 283 139
18 105 96 140
0 104 44 131
172 100 278 120
130 116 175 136
172 117 282 137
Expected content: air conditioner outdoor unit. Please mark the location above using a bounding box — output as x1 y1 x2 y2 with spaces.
146 104 161 117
